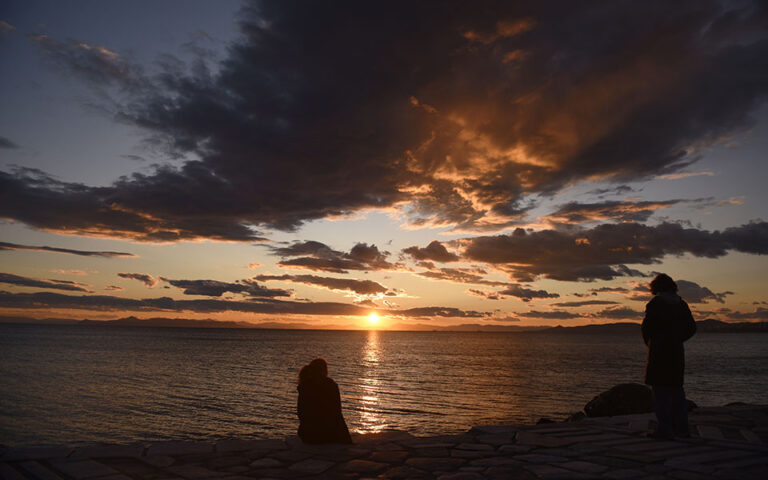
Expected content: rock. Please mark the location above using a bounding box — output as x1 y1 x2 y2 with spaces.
437 473 485 480
566 411 586 422
369 450 408 463
249 458 282 468
687 399 698 411
406 457 465 472
584 383 653 417
341 459 388 473
288 459 335 474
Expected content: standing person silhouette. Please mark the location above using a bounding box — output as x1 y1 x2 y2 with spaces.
297 358 353 444
642 273 697 439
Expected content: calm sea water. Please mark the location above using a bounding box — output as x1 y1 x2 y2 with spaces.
1 324 766 447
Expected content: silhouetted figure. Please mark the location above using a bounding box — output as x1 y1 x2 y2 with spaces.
642 273 696 439
297 358 352 444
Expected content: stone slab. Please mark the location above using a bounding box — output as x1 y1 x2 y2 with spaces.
165 464 225 479
146 441 214 457
19 461 67 480
475 433 515 445
515 431 574 448
468 456 522 467
559 460 609 474
288 458 335 474
436 472 484 480
601 468 646 479
369 450 408 463
454 443 494 451
0 463 28 480
523 463 580 479
669 448 753 465
353 430 414 444
468 425 517 435
340 459 388 473
697 425 725 440
70 444 145 458
249 457 282 468
1 447 73 461
739 429 762 443
140 454 175 468
216 438 280 454
49 460 120 479
406 457 465 471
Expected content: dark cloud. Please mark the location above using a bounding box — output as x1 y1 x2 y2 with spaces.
272 241 398 273
117 272 158 288
627 278 733 304
516 310 584 320
676 279 733 304
104 285 124 291
552 300 619 307
0 20 16 36
462 221 768 281
0 290 485 318
467 289 503 300
395 306 489 319
27 34 138 86
725 307 768 320
614 265 651 278
120 154 146 162
402 241 460 262
590 286 629 293
414 263 558 301
586 185 637 197
0 273 92 293
0 167 268 242
417 267 504 286
497 285 560 302
254 274 388 295
0 136 18 149
162 277 291 298
2 1 765 240
0 240 136 258
545 199 693 224
596 305 643 319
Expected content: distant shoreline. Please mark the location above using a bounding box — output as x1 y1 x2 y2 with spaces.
1 315 766 333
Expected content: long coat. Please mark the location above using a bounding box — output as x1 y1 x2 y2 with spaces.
642 293 697 386
297 377 352 444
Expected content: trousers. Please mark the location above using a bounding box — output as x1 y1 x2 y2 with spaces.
652 385 689 436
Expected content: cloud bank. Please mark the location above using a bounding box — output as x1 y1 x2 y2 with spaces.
0 0 764 241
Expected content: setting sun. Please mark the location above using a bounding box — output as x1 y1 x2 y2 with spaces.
367 313 381 326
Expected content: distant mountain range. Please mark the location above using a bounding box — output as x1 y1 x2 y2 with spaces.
2 315 766 333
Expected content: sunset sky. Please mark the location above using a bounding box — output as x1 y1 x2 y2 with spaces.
1 0 767 329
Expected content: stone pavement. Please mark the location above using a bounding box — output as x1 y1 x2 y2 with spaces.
1 404 766 480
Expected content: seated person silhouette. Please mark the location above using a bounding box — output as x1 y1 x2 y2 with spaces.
642 273 697 439
297 358 353 444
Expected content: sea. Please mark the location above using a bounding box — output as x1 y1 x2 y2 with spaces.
1 323 767 447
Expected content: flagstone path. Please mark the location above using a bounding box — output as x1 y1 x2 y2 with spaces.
2 404 766 480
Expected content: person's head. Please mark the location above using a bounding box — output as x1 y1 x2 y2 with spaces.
298 357 328 385
308 357 328 377
649 273 677 295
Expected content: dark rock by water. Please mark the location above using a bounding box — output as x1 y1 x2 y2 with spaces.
584 383 653 417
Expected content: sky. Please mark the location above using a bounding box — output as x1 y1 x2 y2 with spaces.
1 0 767 330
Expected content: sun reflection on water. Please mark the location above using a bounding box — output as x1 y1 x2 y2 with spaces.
356 330 385 433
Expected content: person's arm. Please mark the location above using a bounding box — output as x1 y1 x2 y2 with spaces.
681 301 696 341
641 300 655 346
332 381 343 416
297 388 306 419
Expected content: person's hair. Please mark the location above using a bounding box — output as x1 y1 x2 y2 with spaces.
649 273 677 295
298 358 328 385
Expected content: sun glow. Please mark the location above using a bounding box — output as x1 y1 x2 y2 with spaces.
367 313 381 327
